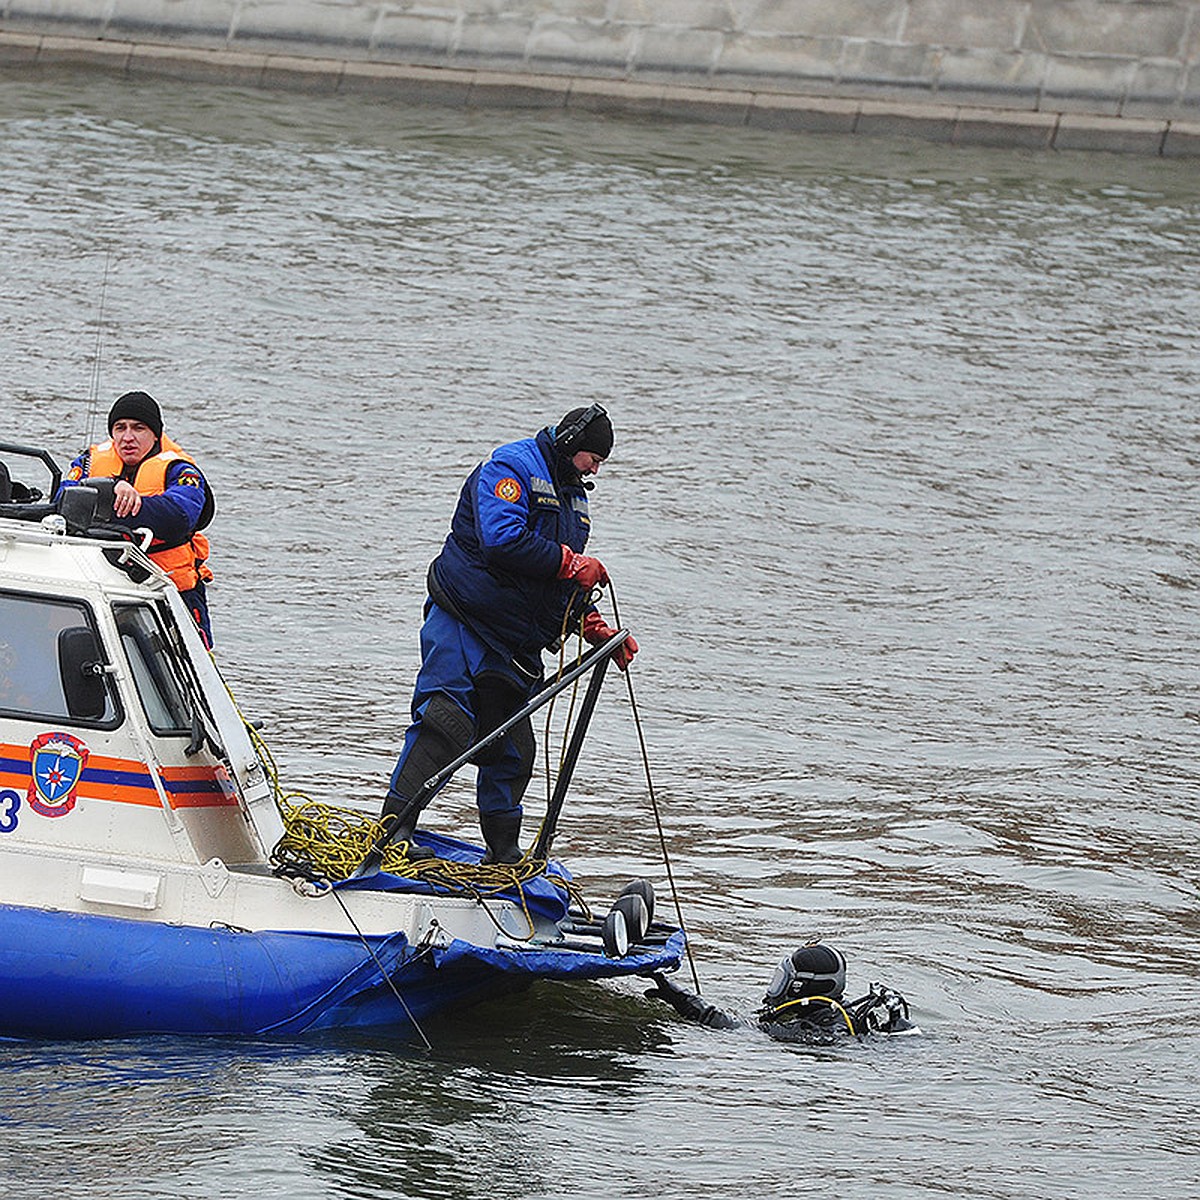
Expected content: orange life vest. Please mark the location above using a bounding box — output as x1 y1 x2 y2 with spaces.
83 435 213 592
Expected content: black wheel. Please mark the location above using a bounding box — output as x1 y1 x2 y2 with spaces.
618 878 655 926
611 893 649 943
602 909 629 958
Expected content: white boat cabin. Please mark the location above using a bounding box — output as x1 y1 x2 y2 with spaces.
0 509 291 897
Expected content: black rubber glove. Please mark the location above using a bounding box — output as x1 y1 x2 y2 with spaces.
645 973 739 1029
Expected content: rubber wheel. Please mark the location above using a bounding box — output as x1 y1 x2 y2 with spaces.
618 878 655 926
602 909 629 958
611 893 649 943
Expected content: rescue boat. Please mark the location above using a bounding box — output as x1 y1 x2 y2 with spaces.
0 441 683 1042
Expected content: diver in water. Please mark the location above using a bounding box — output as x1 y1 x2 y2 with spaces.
645 942 920 1043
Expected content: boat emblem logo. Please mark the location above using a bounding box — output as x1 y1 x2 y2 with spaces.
27 732 90 818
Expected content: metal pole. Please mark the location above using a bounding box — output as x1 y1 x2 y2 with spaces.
530 652 609 861
350 630 630 878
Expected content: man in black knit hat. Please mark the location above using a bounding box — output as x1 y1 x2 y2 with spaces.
62 391 216 646
378 405 638 866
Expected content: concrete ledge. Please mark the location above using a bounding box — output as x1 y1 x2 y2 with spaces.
261 53 344 93
952 106 1059 149
0 31 39 65
3 0 1199 127
127 43 267 87
856 98 959 141
567 76 665 116
0 30 1196 158
466 69 570 109
33 33 131 71
1053 111 1168 153
339 60 475 105
1161 118 1200 155
748 92 860 133
659 82 754 126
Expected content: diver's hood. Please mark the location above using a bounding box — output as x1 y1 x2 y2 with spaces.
763 944 847 1006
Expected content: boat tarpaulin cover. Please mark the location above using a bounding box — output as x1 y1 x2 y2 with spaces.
334 829 574 922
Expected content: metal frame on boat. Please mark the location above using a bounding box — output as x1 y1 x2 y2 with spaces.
0 441 683 1042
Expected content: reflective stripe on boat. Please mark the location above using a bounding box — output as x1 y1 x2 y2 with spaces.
0 743 240 809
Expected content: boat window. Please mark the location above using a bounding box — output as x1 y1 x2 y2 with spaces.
0 591 120 727
113 604 191 736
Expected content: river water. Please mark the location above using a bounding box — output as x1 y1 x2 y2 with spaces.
1 71 1198 1199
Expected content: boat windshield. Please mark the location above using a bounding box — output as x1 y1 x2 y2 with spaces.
0 590 120 727
113 604 191 736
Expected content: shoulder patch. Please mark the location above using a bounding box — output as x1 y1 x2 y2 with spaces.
175 468 203 488
494 476 522 503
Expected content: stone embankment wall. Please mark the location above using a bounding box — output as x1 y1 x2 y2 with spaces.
1 1 1198 156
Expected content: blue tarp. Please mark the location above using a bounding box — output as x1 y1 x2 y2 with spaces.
334 830 574 923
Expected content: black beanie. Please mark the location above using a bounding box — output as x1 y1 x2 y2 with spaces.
557 406 614 458
108 391 163 439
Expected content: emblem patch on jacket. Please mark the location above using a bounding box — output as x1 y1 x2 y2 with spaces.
494 477 522 503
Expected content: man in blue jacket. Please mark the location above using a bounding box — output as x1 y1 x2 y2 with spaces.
382 405 638 864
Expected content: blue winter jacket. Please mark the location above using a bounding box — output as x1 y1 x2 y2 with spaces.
429 427 593 660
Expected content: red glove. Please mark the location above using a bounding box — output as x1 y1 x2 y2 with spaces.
582 610 639 671
558 545 609 589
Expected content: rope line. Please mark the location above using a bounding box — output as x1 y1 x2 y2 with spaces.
607 584 702 994
328 886 433 1050
227 680 591 919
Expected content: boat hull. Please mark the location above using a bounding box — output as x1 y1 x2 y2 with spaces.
0 902 683 1040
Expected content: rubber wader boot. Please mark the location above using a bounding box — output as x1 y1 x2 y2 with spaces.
380 692 477 862
381 791 435 861
479 809 524 865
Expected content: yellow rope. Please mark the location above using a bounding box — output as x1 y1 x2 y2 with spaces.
208 593 634 936
271 797 581 896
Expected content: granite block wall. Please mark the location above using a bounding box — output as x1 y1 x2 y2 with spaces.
2 1 1198 152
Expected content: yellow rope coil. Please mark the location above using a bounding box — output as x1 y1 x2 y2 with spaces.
272 797 579 895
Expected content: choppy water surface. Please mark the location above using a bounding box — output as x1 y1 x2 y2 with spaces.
1 74 1198 1199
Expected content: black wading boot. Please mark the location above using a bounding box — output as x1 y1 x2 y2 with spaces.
379 692 478 863
479 809 524 865
381 790 435 861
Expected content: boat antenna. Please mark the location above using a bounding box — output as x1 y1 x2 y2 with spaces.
84 250 112 447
